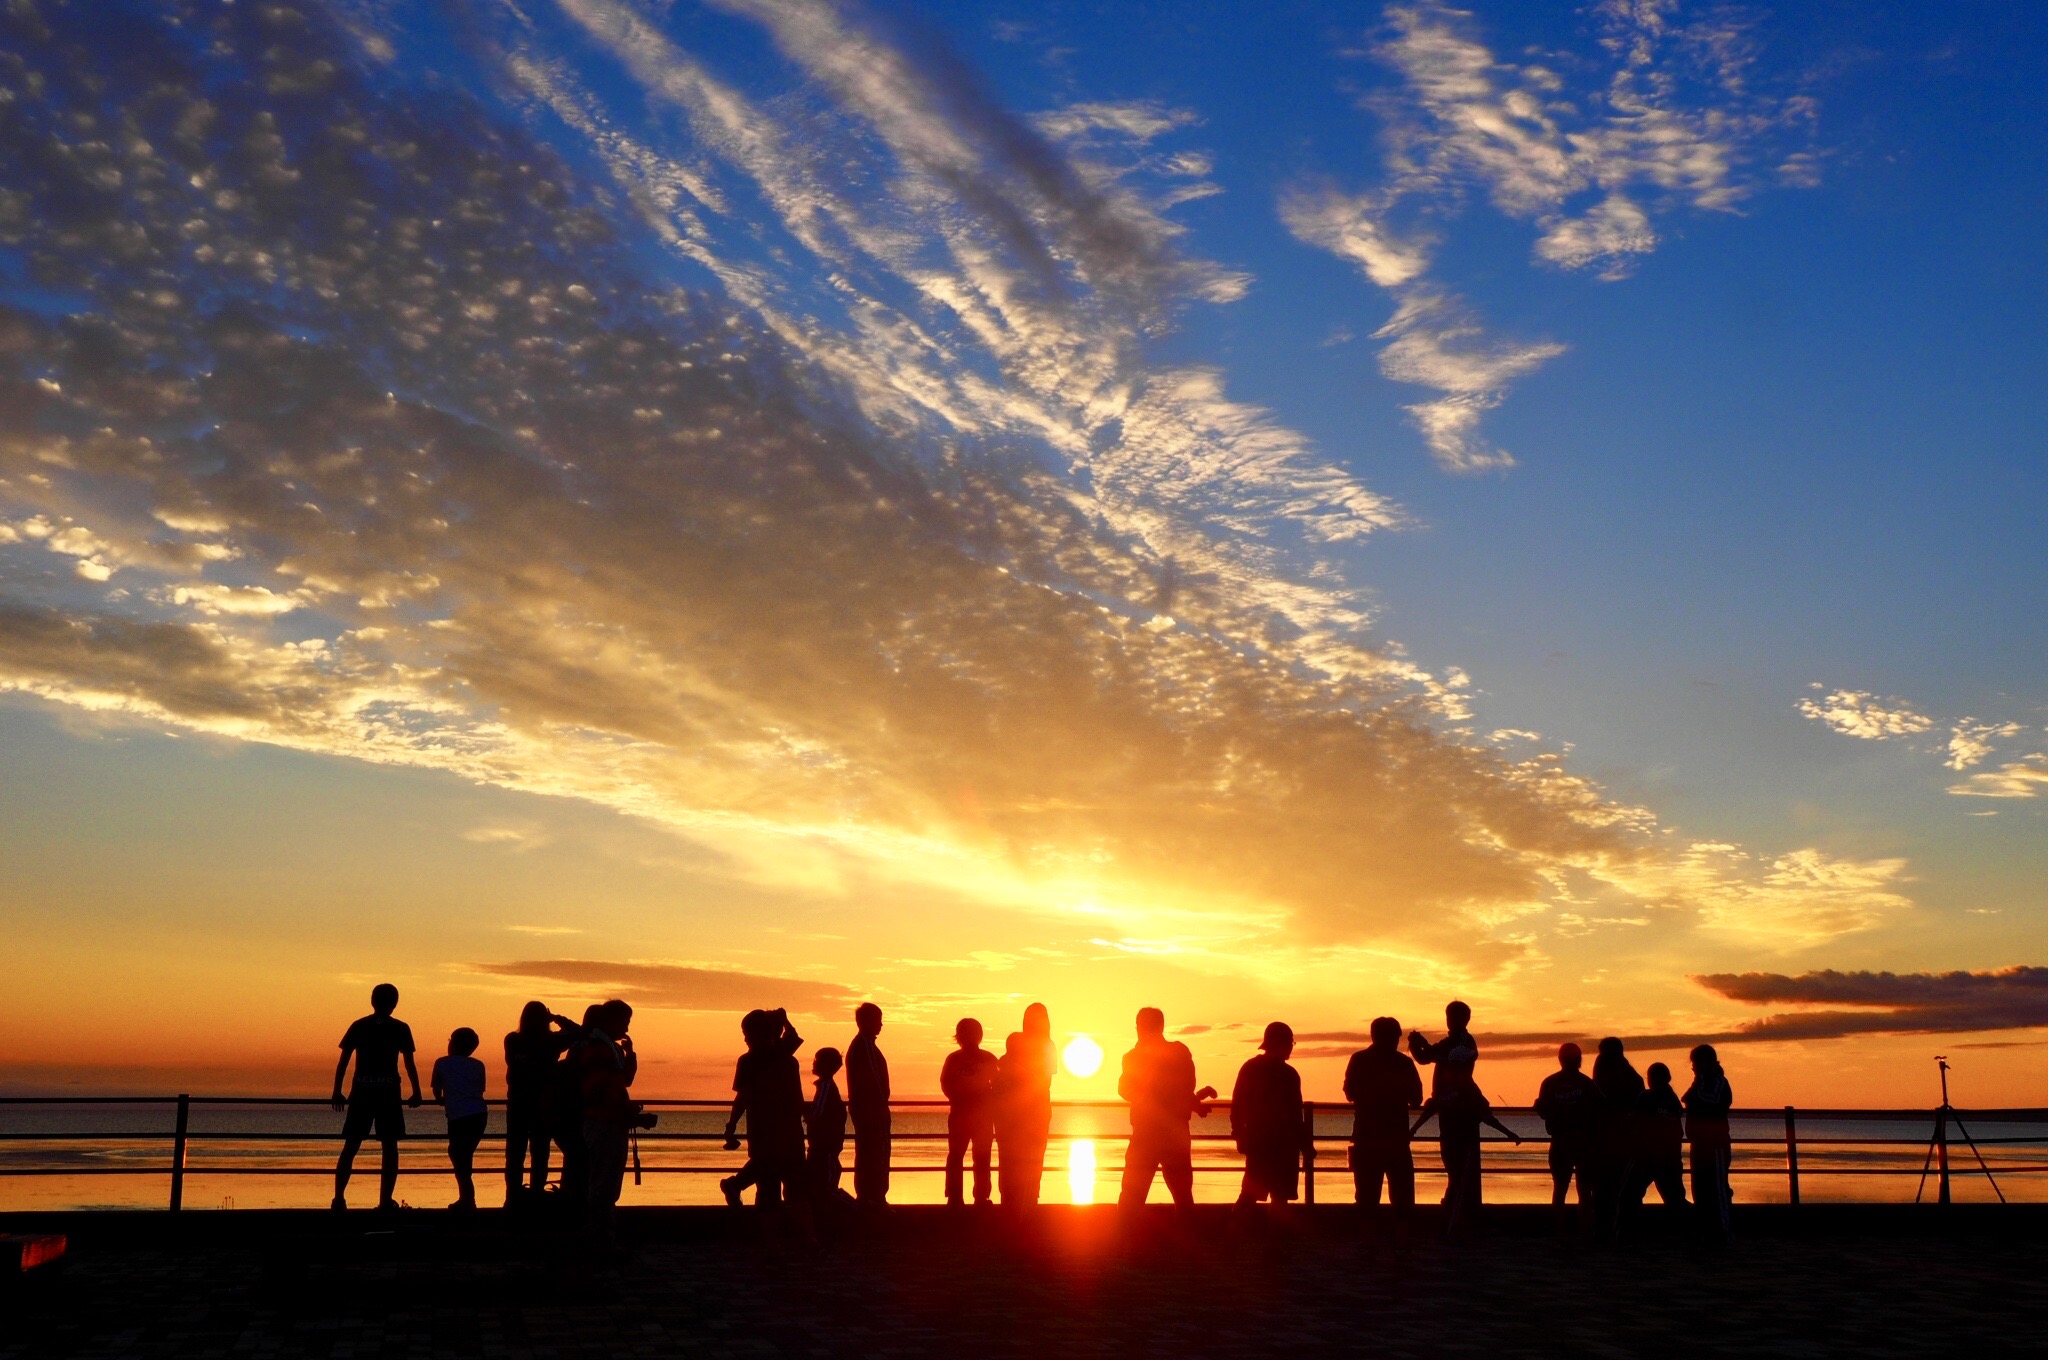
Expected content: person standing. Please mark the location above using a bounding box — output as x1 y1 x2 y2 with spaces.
1231 1022 1311 1208
553 1004 605 1208
996 1002 1057 1207
1590 1036 1644 1240
1684 1044 1735 1242
573 1000 649 1244
941 1018 999 1207
1343 1017 1423 1240
1410 1000 1488 1240
1117 1008 1215 1210
1533 1042 1599 1238
722 1008 807 1208
1627 1061 1689 1232
846 1002 891 1207
329 983 423 1212
806 1047 850 1207
430 1027 488 1211
503 1001 581 1206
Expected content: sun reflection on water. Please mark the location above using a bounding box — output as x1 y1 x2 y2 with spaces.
1068 1137 1096 1204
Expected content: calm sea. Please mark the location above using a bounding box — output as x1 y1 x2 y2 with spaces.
2 1100 2039 1211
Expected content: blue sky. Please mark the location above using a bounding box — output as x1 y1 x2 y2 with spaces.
1 0 2043 1099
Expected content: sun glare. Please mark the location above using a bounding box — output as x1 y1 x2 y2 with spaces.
1067 1138 1097 1205
1062 1034 1103 1079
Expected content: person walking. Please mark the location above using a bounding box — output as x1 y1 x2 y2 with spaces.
1231 1022 1310 1209
329 983 423 1212
996 1005 1056 1206
1533 1042 1599 1238
846 1002 891 1207
941 1018 999 1207
1684 1044 1735 1242
503 1001 581 1207
722 1008 806 1208
1343 1017 1423 1241
1117 1008 1215 1210
430 1027 488 1211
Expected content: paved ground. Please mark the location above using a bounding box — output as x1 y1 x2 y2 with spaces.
5 1206 2043 1358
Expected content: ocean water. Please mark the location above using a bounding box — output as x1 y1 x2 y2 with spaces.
1 1099 2040 1211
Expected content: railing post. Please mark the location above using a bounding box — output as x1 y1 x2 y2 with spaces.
169 1093 190 1212
1936 1106 1951 1206
1302 1101 1315 1205
1783 1105 1799 1207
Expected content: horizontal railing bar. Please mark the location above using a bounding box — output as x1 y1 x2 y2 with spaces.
7 1164 2048 1179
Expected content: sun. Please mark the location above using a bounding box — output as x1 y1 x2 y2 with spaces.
1062 1034 1104 1079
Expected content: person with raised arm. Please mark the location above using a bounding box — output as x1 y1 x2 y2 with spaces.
570 999 655 1245
1231 1022 1312 1210
941 1017 1000 1207
1344 1016 1423 1241
1534 1042 1599 1238
330 983 423 1212
845 1002 891 1208
1684 1044 1735 1242
1409 1000 1519 1240
503 1001 583 1207
721 1008 806 1208
1117 1007 1216 1210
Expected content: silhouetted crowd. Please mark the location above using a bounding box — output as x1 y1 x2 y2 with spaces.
328 987 1737 1244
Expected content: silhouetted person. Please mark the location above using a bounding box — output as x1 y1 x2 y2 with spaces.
722 1008 806 1207
330 983 422 1211
572 999 652 1244
1684 1043 1734 1242
503 1001 582 1206
807 1047 850 1208
942 1018 999 1207
1410 1001 1515 1240
1232 1022 1310 1208
846 1002 891 1207
1344 1017 1422 1239
996 1004 1056 1206
1117 1007 1215 1209
1625 1061 1689 1231
431 1027 488 1211
1589 1035 1644 1239
552 1003 605 1207
1534 1042 1598 1237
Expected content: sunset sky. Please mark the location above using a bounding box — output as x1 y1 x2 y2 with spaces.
2 0 2044 1109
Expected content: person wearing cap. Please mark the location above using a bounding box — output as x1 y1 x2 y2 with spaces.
1230 1021 1312 1208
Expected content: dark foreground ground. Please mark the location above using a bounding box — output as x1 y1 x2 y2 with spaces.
5 1205 2044 1359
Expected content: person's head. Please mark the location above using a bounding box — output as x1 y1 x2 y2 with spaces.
370 983 399 1015
1369 1016 1401 1048
955 1017 983 1049
581 1004 604 1029
1690 1043 1721 1076
1557 1041 1582 1071
1006 1030 1028 1058
813 1047 843 1079
1023 1002 1050 1038
597 999 633 1039
1260 1021 1294 1060
741 1008 771 1045
449 1027 480 1057
518 1000 552 1036
1597 1036 1625 1060
1135 1007 1166 1039
854 1002 883 1036
1647 1061 1672 1089
1444 1000 1471 1031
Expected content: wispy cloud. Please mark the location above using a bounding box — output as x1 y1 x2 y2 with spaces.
471 959 860 1014
1948 760 2048 800
1798 684 2037 794
1286 0 1817 469
1797 686 1934 739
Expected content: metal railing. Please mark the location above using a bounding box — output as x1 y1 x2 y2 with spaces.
3 1095 2044 1209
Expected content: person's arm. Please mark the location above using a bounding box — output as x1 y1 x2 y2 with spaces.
331 1044 352 1113
404 1050 423 1106
1409 1097 1437 1140
775 1010 802 1056
1409 1032 1437 1065
1117 1053 1138 1105
1480 1106 1523 1144
723 1090 746 1149
1229 1065 1249 1146
618 1035 637 1086
430 1059 446 1106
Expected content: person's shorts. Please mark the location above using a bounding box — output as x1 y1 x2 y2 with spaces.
343 1085 405 1141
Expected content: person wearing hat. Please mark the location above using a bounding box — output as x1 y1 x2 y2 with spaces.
1230 1021 1312 1208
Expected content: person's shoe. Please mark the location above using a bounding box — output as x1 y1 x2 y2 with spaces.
376 1198 401 1212
719 1176 743 1208
330 1195 347 1212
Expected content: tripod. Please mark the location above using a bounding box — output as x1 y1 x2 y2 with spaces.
1914 1057 2005 1205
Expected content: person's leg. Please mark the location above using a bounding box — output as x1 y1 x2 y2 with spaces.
1119 1136 1160 1207
378 1135 401 1207
972 1121 994 1205
1163 1136 1195 1209
504 1103 529 1202
1387 1148 1415 1242
854 1124 890 1204
584 1122 628 1242
334 1136 362 1204
452 1113 485 1207
945 1116 968 1206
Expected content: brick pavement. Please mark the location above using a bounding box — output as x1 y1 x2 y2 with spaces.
4 1207 2043 1358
